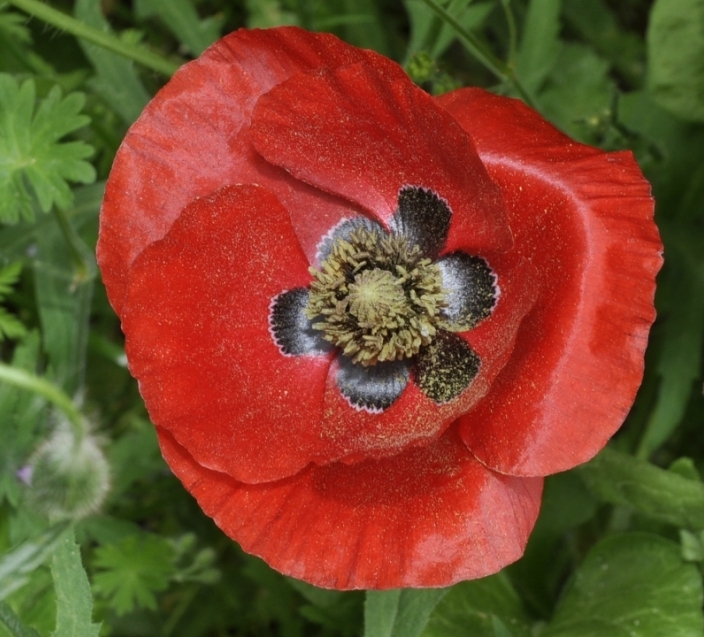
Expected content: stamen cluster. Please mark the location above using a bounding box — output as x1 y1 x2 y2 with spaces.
305 226 447 366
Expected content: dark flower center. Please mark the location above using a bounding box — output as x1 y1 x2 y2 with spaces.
305 226 447 366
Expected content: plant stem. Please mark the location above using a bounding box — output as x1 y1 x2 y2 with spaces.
6 0 180 76
417 0 535 107
499 0 518 70
0 363 86 441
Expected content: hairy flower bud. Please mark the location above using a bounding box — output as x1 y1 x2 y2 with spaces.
25 417 109 520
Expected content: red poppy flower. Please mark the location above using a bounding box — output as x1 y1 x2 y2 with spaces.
97 27 662 589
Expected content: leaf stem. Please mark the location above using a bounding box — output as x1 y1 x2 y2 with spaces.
417 0 534 107
499 0 518 69
6 0 181 76
0 363 86 441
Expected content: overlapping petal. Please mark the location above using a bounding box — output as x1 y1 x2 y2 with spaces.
122 185 334 484
157 426 543 589
250 62 512 256
437 89 662 476
98 27 409 314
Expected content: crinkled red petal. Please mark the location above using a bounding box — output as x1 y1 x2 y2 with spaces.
98 27 408 315
437 89 663 476
157 425 543 589
317 251 538 463
250 62 512 256
122 185 339 484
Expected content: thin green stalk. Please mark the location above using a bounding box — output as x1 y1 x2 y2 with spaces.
6 0 180 76
417 0 534 106
52 207 96 283
499 0 518 70
0 363 86 441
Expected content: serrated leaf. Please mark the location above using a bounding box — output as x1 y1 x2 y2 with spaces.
0 261 26 342
579 448 704 530
74 0 151 124
0 76 95 224
92 534 175 615
419 573 532 637
0 524 71 602
50 530 101 637
136 0 222 55
647 0 704 122
542 534 703 637
364 589 447 637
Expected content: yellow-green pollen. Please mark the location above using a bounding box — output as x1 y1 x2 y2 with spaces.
305 227 447 366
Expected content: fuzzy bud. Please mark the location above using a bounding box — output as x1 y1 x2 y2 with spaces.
25 417 109 520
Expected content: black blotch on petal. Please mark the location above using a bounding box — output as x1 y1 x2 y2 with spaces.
316 216 385 264
437 253 498 331
270 288 331 356
390 186 451 259
415 331 480 404
337 358 410 412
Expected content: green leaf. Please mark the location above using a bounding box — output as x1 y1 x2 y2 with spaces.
579 447 704 530
647 0 704 122
50 530 100 637
135 0 222 56
0 261 26 342
404 0 493 59
542 534 704 637
364 589 447 637
0 601 41 637
0 75 95 224
245 0 298 29
419 573 532 637
538 43 616 141
515 0 562 95
34 216 94 395
92 533 175 615
74 0 151 124
637 223 704 457
0 524 71 602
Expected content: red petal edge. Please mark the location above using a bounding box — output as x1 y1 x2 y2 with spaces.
250 62 512 255
98 27 408 316
157 425 543 589
122 184 334 484
437 89 663 476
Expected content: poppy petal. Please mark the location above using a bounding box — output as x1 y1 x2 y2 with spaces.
157 425 543 589
270 288 332 356
98 27 408 315
437 88 662 476
415 331 482 404
336 358 410 412
250 62 512 255
436 253 498 331
122 184 338 484
389 186 452 259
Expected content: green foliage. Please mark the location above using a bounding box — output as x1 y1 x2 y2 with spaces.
0 1 702 636
0 76 95 224
50 531 100 637
364 589 447 637
91 533 176 615
419 574 532 637
0 262 26 342
647 0 704 122
542 534 703 637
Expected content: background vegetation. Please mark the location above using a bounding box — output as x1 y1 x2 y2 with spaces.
0 0 703 635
